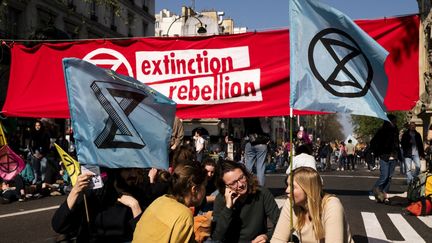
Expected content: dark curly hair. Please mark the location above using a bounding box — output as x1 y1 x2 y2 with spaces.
215 159 258 196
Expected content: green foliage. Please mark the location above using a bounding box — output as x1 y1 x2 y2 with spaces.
305 114 344 142
319 114 344 141
352 112 408 142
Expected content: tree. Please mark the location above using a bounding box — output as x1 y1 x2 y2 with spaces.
351 112 408 142
299 114 344 142
314 114 344 142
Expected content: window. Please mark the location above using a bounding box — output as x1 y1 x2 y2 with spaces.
90 0 97 21
142 21 148 35
0 6 20 38
109 5 116 31
127 12 134 37
143 0 149 12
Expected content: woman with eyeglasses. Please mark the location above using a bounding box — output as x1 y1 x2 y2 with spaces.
271 167 353 243
212 160 280 243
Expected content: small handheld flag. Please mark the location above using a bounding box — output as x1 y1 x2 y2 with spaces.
0 145 25 181
54 143 80 186
0 122 7 147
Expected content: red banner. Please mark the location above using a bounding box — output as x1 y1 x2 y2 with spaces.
2 15 419 119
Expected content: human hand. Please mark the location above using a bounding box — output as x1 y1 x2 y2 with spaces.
117 194 139 208
251 234 268 243
171 144 177 150
224 188 240 209
148 168 158 183
118 194 142 217
67 172 94 209
71 172 94 195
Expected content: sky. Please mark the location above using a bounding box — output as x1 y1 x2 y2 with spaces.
156 0 419 31
155 0 419 136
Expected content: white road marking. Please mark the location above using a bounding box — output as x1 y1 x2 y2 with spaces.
0 205 59 219
361 212 389 242
417 216 432 228
388 213 425 243
266 173 405 180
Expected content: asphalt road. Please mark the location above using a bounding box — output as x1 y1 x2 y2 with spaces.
0 166 431 243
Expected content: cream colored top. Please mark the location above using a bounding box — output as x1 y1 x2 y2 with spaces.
271 196 354 243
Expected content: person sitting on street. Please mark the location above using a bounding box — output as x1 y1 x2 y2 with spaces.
1 179 21 204
133 160 207 242
271 167 353 243
212 159 280 242
52 168 147 242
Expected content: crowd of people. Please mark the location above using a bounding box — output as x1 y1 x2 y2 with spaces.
2 114 431 242
1 120 72 204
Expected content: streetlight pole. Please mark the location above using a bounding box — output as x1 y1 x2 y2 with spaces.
165 15 207 37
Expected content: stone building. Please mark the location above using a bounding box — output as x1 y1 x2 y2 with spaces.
155 6 244 37
0 0 155 143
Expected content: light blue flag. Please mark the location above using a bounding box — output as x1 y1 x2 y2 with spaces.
63 58 176 169
289 0 388 120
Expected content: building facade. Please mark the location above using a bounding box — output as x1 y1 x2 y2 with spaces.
0 0 155 108
155 6 243 37
0 0 155 145
0 0 155 39
412 1 432 138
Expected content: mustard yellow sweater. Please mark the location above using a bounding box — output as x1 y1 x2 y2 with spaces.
133 195 194 243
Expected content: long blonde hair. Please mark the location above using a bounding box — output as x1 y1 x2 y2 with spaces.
291 167 331 240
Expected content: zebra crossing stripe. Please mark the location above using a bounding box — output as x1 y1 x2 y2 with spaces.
387 214 425 243
361 212 388 242
417 216 432 228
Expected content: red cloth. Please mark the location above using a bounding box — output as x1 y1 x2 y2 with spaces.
2 15 419 118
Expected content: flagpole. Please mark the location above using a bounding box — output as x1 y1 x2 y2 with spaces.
83 194 90 223
289 108 294 242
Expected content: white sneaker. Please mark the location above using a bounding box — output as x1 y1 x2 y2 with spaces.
336 168 340 171
341 168 344 171
368 195 376 200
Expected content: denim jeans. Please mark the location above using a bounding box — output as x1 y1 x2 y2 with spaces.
31 156 47 184
347 154 355 170
338 156 345 170
373 158 397 193
245 142 267 186
405 154 420 184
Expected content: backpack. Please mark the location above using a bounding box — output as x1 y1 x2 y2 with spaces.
407 171 432 202
406 196 432 216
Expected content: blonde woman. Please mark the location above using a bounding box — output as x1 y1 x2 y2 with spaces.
271 167 353 243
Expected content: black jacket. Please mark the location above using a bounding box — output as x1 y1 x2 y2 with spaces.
370 121 401 160
51 188 139 243
51 170 168 243
401 130 424 158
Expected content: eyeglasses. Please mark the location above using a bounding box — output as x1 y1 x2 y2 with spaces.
225 174 246 189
